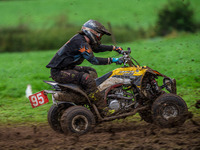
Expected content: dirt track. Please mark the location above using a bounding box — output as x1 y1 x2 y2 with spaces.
0 117 200 150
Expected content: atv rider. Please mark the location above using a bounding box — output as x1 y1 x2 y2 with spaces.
46 19 123 115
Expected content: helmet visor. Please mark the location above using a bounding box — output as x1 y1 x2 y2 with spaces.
82 26 104 40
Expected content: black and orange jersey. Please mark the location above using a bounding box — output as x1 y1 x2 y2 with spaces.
46 34 113 69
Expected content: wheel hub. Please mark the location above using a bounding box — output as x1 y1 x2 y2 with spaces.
71 115 89 132
162 104 178 120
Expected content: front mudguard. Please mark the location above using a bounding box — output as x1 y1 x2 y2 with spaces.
141 68 177 94
170 78 177 94
163 78 177 94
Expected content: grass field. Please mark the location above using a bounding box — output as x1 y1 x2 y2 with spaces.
0 32 199 124
1 0 200 29
0 0 199 124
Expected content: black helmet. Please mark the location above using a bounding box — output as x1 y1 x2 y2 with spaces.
81 19 111 45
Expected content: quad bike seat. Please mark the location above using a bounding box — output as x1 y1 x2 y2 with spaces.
44 71 112 91
44 80 81 91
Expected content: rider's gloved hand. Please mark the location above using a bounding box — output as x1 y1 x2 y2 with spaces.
111 57 123 65
113 46 123 54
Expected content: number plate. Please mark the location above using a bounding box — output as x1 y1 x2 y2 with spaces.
28 91 49 108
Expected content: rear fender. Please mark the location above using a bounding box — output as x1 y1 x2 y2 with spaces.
55 101 75 108
44 85 90 105
57 83 89 101
44 81 89 101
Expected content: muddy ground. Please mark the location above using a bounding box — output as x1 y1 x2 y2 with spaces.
0 117 200 150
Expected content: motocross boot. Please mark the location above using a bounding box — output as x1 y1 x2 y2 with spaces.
88 89 107 113
88 89 116 117
87 89 116 117
80 73 115 117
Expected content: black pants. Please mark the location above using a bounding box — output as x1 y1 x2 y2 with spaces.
51 66 106 111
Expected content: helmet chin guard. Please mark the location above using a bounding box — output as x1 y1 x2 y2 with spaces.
81 19 111 46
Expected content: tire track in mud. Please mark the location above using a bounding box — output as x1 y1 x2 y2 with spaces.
0 117 200 150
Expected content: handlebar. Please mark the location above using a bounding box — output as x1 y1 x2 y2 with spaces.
120 47 140 67
121 47 131 55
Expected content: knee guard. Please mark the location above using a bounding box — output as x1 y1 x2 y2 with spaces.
88 71 98 79
79 73 97 91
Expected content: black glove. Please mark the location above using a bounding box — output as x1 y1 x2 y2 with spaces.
113 46 123 54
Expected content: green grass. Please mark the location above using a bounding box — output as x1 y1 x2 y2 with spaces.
0 0 200 29
0 32 199 124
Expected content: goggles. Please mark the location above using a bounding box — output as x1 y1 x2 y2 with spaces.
82 26 103 40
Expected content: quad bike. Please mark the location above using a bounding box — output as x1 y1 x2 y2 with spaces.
37 48 188 135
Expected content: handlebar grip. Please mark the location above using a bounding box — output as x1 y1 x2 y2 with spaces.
121 50 130 55
128 47 131 53
121 50 125 54
121 47 131 55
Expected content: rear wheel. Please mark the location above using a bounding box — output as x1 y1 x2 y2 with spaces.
152 93 188 128
48 102 74 133
61 106 95 135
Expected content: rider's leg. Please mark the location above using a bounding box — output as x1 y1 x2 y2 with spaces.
51 68 79 84
51 68 106 113
79 73 107 112
74 66 98 79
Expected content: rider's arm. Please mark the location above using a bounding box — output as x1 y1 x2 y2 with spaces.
82 50 112 65
92 45 114 53
79 44 112 65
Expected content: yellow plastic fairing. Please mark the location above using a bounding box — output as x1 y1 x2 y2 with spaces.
110 66 147 77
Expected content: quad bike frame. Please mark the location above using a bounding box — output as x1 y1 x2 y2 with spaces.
43 48 188 135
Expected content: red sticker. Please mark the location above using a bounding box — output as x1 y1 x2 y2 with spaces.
28 91 49 108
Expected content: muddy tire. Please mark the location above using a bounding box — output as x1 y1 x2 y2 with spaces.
152 93 188 128
139 109 153 123
48 102 74 133
195 100 200 109
61 106 95 135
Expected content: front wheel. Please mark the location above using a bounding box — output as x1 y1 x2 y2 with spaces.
61 106 95 135
152 93 188 128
